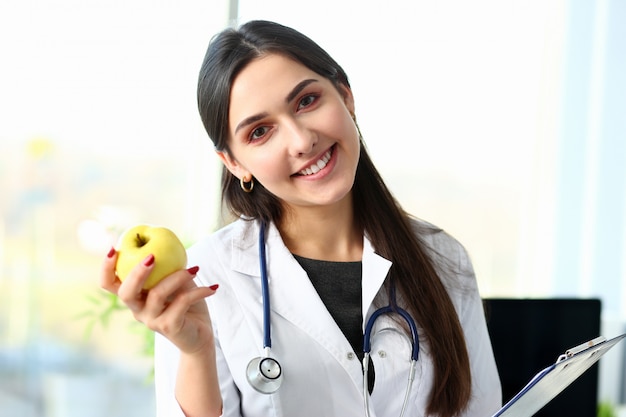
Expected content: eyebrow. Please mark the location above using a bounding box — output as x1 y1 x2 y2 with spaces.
234 78 319 135
285 78 318 103
234 112 269 135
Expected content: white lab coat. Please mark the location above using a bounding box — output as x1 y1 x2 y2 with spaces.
154 218 502 417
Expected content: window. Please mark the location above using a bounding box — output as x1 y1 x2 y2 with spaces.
2 0 625 414
0 1 228 415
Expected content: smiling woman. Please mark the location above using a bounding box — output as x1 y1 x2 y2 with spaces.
100 19 502 417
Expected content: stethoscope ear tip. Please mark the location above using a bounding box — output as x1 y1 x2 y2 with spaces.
246 356 283 394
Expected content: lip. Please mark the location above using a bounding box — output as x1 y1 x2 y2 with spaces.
292 144 336 179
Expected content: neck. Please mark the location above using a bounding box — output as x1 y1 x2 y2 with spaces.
277 195 363 262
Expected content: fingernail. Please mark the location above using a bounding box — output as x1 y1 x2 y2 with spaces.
209 284 219 291
143 254 155 267
107 247 116 258
187 266 199 275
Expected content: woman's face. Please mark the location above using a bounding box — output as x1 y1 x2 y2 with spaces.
219 53 360 215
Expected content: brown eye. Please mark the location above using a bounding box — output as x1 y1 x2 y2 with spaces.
297 94 318 110
250 126 269 141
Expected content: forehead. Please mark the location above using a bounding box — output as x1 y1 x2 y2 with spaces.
231 53 316 96
228 54 321 119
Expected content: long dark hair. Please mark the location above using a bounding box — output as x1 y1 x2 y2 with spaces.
197 20 471 417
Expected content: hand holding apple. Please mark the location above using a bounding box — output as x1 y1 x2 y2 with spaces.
115 224 188 290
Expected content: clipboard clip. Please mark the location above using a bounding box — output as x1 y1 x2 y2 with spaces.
556 336 606 363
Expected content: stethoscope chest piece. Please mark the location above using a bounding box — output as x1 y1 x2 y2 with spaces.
246 355 283 394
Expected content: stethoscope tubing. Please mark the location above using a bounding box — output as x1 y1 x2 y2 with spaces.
259 220 271 349
363 304 420 361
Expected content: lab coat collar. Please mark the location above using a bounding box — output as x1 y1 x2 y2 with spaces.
228 219 392 308
231 221 391 321
228 218 263 278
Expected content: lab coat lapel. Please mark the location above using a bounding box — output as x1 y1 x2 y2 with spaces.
228 220 392 328
228 220 392 392
361 236 392 323
261 224 392 340
228 220 343 350
263 222 347 352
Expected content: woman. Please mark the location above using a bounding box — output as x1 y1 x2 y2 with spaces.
100 20 501 417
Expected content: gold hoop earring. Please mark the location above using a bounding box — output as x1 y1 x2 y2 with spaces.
240 176 254 193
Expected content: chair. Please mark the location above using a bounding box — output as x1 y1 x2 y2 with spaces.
483 298 602 417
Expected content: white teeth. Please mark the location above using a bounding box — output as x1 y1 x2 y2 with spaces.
298 149 332 176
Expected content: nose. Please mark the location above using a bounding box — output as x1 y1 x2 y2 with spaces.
285 119 317 157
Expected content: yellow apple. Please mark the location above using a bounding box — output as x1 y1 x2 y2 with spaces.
115 224 187 290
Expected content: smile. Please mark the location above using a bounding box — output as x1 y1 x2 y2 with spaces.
296 147 333 176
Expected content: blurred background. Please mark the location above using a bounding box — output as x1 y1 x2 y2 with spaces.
0 0 624 415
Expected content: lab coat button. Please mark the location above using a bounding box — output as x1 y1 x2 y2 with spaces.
378 350 387 358
346 352 355 360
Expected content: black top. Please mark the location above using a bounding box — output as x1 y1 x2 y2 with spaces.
293 254 375 392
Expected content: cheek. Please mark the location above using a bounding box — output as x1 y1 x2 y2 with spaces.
249 150 290 184
320 106 358 142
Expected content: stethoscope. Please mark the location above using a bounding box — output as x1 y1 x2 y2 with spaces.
246 222 420 417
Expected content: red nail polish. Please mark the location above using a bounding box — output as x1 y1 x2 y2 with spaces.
107 247 116 258
209 284 219 291
143 254 155 267
187 266 199 275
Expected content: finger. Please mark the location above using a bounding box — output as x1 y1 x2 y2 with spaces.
153 285 217 336
117 254 155 311
142 267 201 319
99 247 120 293
168 284 217 315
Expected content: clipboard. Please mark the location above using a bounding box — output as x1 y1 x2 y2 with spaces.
492 333 626 417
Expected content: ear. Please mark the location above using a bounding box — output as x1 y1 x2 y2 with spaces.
216 150 251 181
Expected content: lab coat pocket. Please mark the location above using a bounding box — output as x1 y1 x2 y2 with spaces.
368 316 423 416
